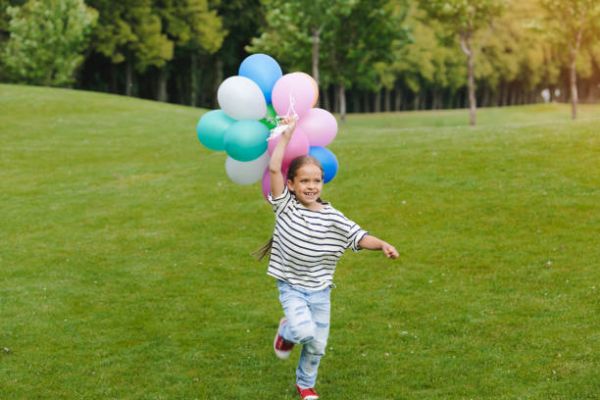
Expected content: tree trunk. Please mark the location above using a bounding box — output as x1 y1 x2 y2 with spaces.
432 89 439 109
339 84 347 122
214 58 223 109
374 90 382 112
311 26 321 107
394 86 403 111
383 88 391 112
126 59 133 97
569 27 583 120
460 31 477 126
352 92 360 113
190 53 198 107
322 87 330 111
158 68 168 102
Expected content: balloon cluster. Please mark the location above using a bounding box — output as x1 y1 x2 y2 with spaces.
196 53 339 198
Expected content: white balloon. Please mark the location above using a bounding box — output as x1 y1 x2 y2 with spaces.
225 151 269 185
217 76 267 120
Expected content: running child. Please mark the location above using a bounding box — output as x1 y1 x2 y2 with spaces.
261 116 399 400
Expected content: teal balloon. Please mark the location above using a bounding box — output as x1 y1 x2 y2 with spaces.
196 110 235 151
224 120 269 162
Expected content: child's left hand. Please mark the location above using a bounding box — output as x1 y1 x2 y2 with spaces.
382 243 399 259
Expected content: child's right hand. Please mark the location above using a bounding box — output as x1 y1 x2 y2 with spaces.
281 116 298 140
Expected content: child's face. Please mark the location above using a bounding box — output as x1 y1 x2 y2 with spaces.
287 164 324 209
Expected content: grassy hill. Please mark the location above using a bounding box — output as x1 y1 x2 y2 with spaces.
1 83 599 399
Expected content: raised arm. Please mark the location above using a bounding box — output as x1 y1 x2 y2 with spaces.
268 117 297 198
359 235 399 259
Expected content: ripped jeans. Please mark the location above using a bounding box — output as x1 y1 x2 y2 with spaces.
277 280 331 389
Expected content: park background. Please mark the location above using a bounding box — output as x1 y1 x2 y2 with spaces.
1 0 600 399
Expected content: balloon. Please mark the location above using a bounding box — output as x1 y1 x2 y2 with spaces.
301 71 320 107
261 168 271 199
224 120 269 162
225 151 269 185
238 54 283 104
196 110 235 151
309 146 338 183
261 165 289 199
217 76 267 120
271 72 318 118
261 104 278 130
297 108 338 147
267 127 310 167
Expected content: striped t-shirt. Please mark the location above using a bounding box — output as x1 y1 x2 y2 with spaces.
267 187 368 290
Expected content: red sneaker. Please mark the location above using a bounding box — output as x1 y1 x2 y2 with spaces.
296 384 319 400
273 318 294 359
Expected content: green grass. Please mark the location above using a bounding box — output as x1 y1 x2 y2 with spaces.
1 83 599 399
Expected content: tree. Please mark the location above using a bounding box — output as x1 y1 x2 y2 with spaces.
419 0 504 125
249 0 404 120
87 0 172 96
2 0 97 86
541 0 600 119
248 0 356 95
153 0 225 103
389 3 465 111
324 0 407 119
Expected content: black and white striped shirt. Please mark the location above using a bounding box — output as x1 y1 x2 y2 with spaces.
267 187 368 290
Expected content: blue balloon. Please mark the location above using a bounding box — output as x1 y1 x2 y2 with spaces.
224 120 269 162
196 110 235 151
238 54 283 104
309 146 338 184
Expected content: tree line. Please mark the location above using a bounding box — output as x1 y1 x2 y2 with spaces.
1 0 599 123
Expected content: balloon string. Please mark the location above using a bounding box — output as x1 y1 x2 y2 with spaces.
267 94 298 142
286 94 298 119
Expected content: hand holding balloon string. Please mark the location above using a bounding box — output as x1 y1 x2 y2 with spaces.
267 95 299 141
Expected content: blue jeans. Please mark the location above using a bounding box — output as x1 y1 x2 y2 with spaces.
277 280 331 389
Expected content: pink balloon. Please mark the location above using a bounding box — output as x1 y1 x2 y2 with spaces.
272 72 318 117
267 127 310 166
298 108 338 147
261 168 270 199
261 166 289 200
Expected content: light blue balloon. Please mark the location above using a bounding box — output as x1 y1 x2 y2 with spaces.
309 146 338 183
196 110 235 151
238 54 283 104
224 120 269 162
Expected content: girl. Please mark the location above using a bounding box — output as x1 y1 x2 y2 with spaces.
261 117 398 400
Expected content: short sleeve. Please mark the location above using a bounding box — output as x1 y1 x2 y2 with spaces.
268 186 293 215
347 223 368 252
334 211 368 252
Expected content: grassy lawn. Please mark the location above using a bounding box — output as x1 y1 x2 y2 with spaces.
1 83 599 399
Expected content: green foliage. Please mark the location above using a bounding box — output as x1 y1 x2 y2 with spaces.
249 0 406 90
214 0 265 78
540 0 600 76
325 0 408 90
248 0 357 75
391 4 465 94
155 0 225 53
475 0 549 89
419 0 505 35
88 0 172 71
1 0 97 86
